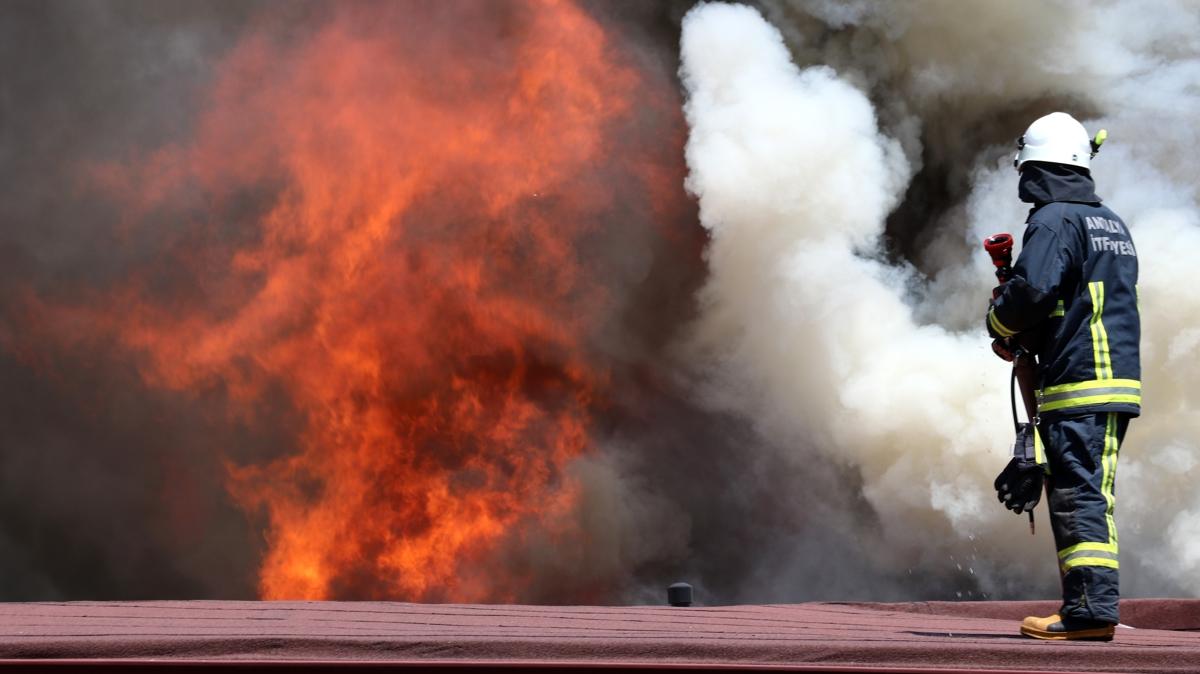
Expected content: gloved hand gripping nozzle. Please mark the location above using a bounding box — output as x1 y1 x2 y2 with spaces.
984 232 1044 534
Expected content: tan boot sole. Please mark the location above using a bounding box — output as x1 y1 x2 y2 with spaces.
1020 624 1114 641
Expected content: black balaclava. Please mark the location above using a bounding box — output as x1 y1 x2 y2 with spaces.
1018 161 1101 206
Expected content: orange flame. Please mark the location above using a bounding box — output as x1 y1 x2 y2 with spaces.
78 0 644 601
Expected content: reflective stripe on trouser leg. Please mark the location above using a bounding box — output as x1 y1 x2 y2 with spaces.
1043 412 1128 624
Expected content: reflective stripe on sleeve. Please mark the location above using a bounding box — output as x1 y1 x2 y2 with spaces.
988 309 1017 338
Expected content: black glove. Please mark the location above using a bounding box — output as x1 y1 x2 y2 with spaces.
994 457 1043 514
991 338 1016 362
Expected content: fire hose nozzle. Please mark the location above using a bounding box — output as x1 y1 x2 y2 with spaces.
983 232 1014 268
984 232 1016 293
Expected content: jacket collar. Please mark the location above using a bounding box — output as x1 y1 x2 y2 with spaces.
1018 161 1101 206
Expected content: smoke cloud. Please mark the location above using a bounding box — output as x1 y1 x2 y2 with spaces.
680 0 1200 601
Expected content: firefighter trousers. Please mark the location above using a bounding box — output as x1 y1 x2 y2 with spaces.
1042 411 1129 625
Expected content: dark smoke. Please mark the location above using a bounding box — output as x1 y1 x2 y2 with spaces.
0 0 894 605
0 0 279 600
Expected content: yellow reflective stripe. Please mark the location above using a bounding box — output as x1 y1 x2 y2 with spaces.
1060 546 1119 568
1050 300 1065 318
1088 281 1113 379
1088 282 1101 377
988 309 1017 338
1058 541 1118 558
1033 425 1047 470
1041 378 1141 395
1040 386 1140 404
1103 412 1119 546
1039 393 1141 413
1037 379 1141 412
1062 557 1120 570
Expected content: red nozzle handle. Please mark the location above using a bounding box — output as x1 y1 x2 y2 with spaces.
983 232 1013 269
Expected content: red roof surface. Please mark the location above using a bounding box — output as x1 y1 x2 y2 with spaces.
1 599 1199 672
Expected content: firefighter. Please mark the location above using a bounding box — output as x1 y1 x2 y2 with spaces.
986 112 1140 641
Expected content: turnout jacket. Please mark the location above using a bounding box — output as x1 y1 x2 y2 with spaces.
986 162 1141 421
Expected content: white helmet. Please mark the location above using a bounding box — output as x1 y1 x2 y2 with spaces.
1013 112 1105 171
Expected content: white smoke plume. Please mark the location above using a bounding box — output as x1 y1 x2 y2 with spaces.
680 0 1200 600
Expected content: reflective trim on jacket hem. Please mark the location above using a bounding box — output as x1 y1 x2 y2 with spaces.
1037 378 1141 413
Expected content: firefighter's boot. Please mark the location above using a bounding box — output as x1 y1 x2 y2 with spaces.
1020 613 1115 641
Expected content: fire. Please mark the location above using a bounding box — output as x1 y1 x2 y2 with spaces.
74 0 641 601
